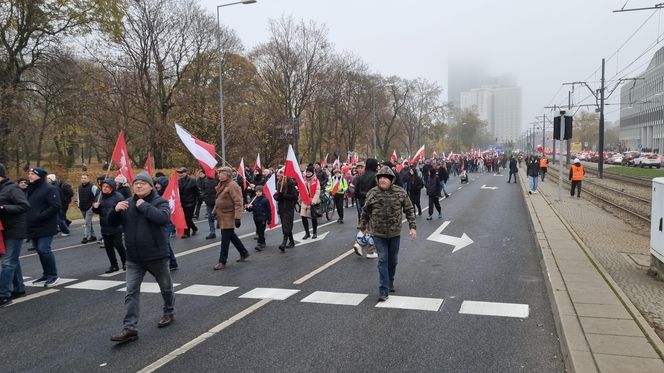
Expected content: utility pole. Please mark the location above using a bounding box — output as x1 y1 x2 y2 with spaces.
567 91 572 165
598 58 606 178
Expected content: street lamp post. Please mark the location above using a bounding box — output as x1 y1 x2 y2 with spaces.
217 0 256 163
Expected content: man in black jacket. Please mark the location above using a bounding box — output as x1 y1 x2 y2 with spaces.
274 171 298 252
437 163 450 198
109 172 174 343
508 156 518 183
92 179 127 273
199 172 219 239
194 170 205 220
354 158 378 226
177 167 199 238
26 167 62 288
0 164 30 306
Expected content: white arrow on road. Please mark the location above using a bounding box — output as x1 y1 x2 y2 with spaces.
426 221 474 253
481 185 499 190
293 231 330 246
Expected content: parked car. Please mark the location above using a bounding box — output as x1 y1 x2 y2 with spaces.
632 153 662 168
623 151 641 166
607 153 624 165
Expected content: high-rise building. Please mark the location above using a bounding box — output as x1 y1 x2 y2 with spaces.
619 46 664 153
460 85 522 142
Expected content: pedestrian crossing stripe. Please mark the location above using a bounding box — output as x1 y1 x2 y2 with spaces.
116 282 181 293
374 295 444 312
459 300 529 318
67 280 125 290
239 287 300 300
176 284 238 297
300 291 367 306
24 278 77 287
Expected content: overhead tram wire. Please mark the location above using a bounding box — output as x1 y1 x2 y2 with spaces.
606 23 664 84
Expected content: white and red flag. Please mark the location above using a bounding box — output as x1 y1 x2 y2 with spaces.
263 173 280 229
321 153 328 168
175 123 217 178
111 131 135 184
145 151 153 176
284 144 311 206
0 220 5 255
409 144 426 165
237 157 247 190
391 150 398 163
332 156 340 170
163 172 187 238
254 153 261 171
432 150 438 159
329 177 342 195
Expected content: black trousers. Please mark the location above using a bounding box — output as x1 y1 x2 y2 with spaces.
103 232 126 268
183 206 197 235
254 218 266 244
279 208 295 240
540 168 547 181
218 229 248 264
428 195 441 216
571 180 582 197
302 216 318 235
194 199 203 218
333 194 344 220
409 194 422 215
508 171 518 183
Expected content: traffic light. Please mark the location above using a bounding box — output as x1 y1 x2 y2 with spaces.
553 115 573 140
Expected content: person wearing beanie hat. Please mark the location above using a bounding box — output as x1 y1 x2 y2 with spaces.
246 184 271 251
109 170 175 342
77 174 99 244
26 166 62 288
569 158 585 198
300 165 320 240
92 179 127 273
0 163 30 306
46 174 57 184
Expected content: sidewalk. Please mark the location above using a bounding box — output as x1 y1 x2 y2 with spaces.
518 170 664 372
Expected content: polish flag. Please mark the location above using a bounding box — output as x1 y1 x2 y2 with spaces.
329 177 342 195
0 220 5 255
396 163 403 173
237 157 247 190
145 151 153 176
391 150 398 163
111 131 135 184
175 123 217 178
284 144 311 206
254 153 261 171
432 150 438 159
409 144 425 165
332 157 340 170
263 173 279 229
163 172 187 238
321 153 328 168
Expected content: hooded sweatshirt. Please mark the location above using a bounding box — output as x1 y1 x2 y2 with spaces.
93 179 125 235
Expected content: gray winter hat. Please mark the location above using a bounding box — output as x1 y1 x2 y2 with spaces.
133 172 154 188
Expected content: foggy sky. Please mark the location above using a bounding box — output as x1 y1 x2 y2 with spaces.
201 0 664 131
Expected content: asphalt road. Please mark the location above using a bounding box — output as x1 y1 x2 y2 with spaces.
0 172 565 373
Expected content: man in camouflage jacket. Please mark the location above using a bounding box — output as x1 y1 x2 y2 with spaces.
359 166 416 301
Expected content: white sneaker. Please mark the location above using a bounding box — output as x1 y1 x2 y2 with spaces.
60 233 70 237
352 243 363 257
44 277 60 288
366 252 378 259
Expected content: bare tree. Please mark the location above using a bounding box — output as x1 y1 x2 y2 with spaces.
400 78 443 153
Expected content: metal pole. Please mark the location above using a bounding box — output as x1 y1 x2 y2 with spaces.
598 58 606 179
217 7 225 162
558 109 565 202
372 92 377 158
542 115 546 155
567 91 572 165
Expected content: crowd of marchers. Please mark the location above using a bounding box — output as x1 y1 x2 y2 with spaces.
0 151 582 343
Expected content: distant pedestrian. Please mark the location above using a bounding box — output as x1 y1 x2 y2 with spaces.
526 155 540 194
213 166 249 269
540 155 549 181
92 179 127 273
26 167 61 287
425 168 442 220
194 170 206 220
0 163 30 306
77 174 98 243
354 159 378 226
246 185 271 251
359 166 416 301
177 167 199 238
109 172 174 343
508 156 518 183
274 169 298 252
47 174 72 236
569 158 585 198
407 167 424 216
437 163 450 198
199 171 219 240
326 169 348 224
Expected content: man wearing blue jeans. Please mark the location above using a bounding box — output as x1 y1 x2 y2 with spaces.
25 167 62 288
0 163 30 306
359 166 417 301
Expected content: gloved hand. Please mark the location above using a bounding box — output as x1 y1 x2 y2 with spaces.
235 219 241 228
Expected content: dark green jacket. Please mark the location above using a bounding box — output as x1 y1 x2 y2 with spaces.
360 183 416 238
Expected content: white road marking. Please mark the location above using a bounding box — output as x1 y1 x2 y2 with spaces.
137 299 271 373
98 269 126 278
293 231 330 246
19 242 94 259
293 249 354 285
24 278 77 287
176 284 238 297
459 300 529 318
239 287 300 300
66 280 125 290
457 186 463 190
374 295 444 312
7 289 59 306
300 291 368 306
117 282 181 293
22 276 31 280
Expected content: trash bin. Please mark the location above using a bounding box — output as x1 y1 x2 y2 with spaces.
650 177 664 280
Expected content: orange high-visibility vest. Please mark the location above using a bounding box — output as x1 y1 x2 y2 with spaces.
540 158 548 168
571 165 584 181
